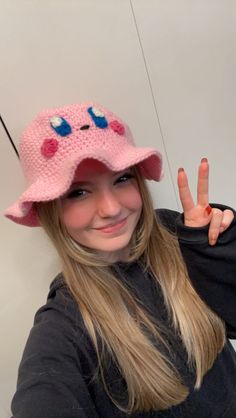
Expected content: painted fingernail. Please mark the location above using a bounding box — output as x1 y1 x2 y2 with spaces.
205 205 212 215
178 168 184 173
201 157 208 163
210 236 216 246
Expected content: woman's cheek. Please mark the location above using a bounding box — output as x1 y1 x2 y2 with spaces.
133 189 143 211
62 203 93 230
123 184 142 211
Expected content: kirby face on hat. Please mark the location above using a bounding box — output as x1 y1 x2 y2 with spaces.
4 101 163 226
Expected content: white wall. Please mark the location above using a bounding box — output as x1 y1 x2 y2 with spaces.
1 1 236 416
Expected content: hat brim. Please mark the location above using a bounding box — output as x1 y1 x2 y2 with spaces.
4 146 163 227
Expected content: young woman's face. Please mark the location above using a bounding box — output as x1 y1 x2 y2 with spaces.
60 160 142 262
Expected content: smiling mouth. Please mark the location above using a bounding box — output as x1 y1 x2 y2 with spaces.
95 218 127 233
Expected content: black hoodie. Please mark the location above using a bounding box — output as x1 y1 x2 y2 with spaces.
11 206 236 418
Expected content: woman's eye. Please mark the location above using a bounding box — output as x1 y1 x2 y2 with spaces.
66 189 87 199
116 173 133 184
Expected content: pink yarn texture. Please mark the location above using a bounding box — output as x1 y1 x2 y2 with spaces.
4 101 163 227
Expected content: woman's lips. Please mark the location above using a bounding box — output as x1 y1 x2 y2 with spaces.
95 218 127 233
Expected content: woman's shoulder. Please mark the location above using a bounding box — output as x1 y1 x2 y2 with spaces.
12 275 100 417
37 273 77 321
18 273 98 380
155 208 180 233
32 273 91 349
49 271 65 292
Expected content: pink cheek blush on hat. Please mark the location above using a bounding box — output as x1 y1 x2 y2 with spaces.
4 101 163 227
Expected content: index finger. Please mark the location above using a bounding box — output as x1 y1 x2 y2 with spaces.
177 168 195 212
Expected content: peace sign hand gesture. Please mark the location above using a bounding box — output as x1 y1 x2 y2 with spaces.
177 158 234 245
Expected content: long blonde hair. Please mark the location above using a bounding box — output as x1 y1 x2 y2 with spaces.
36 166 225 414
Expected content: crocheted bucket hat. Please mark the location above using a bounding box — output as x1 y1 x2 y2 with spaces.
4 101 163 227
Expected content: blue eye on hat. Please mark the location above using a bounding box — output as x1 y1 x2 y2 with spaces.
50 116 72 137
87 106 108 128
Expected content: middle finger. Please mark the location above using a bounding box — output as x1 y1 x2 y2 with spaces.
197 158 209 207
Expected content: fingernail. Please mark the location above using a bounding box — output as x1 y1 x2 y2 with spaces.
201 157 208 163
178 168 184 173
205 205 212 216
209 236 216 246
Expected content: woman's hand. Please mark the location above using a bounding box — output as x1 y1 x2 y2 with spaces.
177 158 234 245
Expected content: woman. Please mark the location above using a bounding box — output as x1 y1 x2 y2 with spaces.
5 102 236 417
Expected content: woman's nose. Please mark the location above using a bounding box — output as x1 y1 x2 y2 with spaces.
97 190 122 218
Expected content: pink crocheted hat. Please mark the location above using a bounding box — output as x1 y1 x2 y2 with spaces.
4 101 163 227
